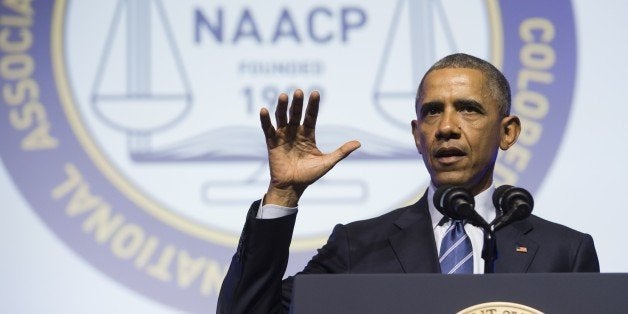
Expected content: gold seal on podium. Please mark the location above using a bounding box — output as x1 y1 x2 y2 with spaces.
458 301 543 314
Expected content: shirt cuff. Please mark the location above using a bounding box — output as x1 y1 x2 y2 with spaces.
256 202 298 219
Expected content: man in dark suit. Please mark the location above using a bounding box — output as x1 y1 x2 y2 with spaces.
217 53 599 313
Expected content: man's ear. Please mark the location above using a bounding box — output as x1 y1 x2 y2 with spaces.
499 115 521 150
411 120 423 155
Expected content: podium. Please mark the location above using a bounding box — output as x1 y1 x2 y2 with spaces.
291 273 628 313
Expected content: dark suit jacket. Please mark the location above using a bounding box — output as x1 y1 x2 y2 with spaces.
217 194 599 313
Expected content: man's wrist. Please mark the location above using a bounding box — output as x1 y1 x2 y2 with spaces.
264 186 301 207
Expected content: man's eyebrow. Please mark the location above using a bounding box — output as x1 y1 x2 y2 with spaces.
420 100 443 108
453 99 483 107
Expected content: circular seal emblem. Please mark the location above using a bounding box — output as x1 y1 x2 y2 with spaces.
0 0 576 311
459 301 543 314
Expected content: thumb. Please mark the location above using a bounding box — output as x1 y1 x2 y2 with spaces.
327 140 361 166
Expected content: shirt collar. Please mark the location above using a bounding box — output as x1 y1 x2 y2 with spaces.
427 183 497 229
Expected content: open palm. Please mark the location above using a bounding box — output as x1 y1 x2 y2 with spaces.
260 90 360 207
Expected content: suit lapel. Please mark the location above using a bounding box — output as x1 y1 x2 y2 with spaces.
494 219 539 273
388 195 440 273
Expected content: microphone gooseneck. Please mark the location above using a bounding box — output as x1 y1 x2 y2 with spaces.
490 185 534 231
433 185 534 274
434 185 535 273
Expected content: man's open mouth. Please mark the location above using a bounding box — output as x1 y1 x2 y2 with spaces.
434 147 466 163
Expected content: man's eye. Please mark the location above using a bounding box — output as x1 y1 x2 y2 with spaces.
422 107 440 117
460 106 478 113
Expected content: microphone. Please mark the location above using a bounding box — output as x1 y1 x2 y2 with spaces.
492 184 511 216
433 185 488 228
491 185 534 231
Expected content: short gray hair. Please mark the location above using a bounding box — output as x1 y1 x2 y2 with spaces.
416 53 511 116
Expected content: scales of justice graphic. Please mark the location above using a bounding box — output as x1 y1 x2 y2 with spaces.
89 0 463 208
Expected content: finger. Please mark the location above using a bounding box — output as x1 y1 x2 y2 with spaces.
326 140 361 166
303 90 320 130
288 89 304 126
275 93 289 128
260 107 277 143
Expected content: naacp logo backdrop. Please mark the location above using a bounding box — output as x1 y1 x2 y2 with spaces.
0 0 575 311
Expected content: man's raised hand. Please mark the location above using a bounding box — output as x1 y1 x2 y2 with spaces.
260 89 361 207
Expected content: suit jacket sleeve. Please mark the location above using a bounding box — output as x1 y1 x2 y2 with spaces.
217 200 297 313
572 233 599 272
217 199 352 313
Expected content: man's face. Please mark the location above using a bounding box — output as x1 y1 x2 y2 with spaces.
412 68 515 195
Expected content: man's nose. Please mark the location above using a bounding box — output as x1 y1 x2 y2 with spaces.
436 109 461 140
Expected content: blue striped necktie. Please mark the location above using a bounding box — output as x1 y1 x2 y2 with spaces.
439 220 473 274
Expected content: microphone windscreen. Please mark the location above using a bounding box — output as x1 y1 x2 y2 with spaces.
492 185 513 214
433 185 474 221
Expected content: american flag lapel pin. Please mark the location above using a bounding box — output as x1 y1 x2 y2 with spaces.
516 246 528 253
